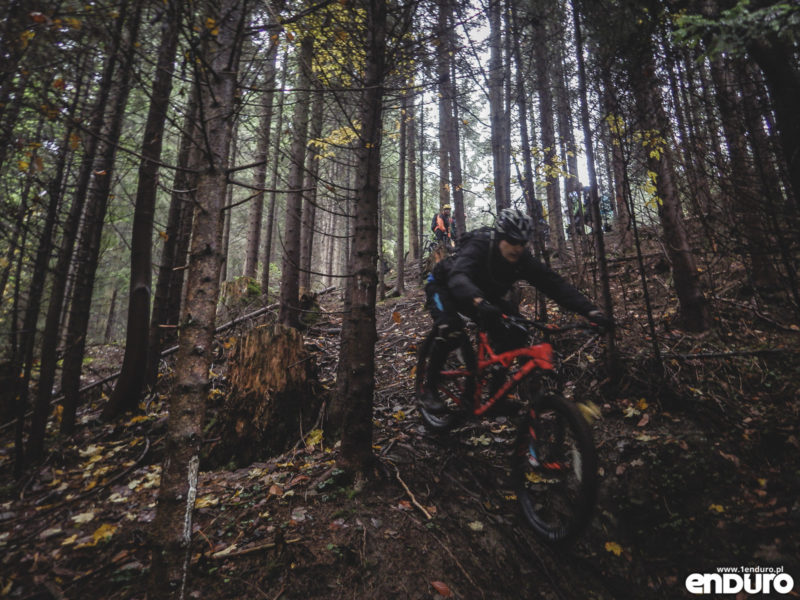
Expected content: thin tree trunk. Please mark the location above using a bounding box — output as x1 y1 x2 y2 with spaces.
145 90 202 388
300 81 324 294
631 56 709 332
261 50 289 297
104 0 182 420
436 0 451 216
279 36 314 328
406 97 419 260
509 0 546 259
104 288 118 344
148 0 248 596
488 0 509 211
10 132 48 473
59 2 143 437
572 1 618 375
243 39 279 279
532 0 566 257
331 0 387 476
28 76 91 454
396 95 407 295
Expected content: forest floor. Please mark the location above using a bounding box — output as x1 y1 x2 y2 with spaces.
2 242 800 599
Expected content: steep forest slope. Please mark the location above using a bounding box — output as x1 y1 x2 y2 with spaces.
1 253 799 599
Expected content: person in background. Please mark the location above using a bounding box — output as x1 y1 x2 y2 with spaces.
431 204 456 246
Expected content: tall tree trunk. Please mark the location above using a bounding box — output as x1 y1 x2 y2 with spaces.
708 52 778 288
300 82 324 294
59 2 143 437
104 0 182 420
261 50 289 297
396 95 408 295
407 97 419 260
440 3 466 235
243 39 279 279
532 0 566 257
28 67 93 455
10 127 49 473
279 36 314 328
146 90 202 388
436 0 451 216
631 56 709 332
219 128 237 283
572 1 618 374
148 1 248 596
748 36 800 207
509 0 546 259
331 0 387 476
488 0 509 211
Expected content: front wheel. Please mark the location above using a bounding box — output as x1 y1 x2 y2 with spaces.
512 392 598 543
415 329 475 432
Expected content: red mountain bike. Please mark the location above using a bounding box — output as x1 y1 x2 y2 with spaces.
415 315 601 543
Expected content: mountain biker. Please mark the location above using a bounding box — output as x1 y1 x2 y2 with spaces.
431 204 456 246
421 208 613 413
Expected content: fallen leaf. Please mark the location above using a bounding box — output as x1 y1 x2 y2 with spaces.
623 406 641 419
468 521 484 532
61 534 78 546
92 523 117 544
195 495 219 508
304 429 323 448
708 504 725 513
637 414 650 427
71 511 95 524
431 581 453 597
605 541 623 556
40 527 63 540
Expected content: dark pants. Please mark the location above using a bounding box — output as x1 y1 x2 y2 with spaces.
424 277 527 389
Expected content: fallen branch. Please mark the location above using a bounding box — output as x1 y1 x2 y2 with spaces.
390 462 433 520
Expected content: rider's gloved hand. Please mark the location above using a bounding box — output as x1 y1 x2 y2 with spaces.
475 299 504 324
586 309 614 331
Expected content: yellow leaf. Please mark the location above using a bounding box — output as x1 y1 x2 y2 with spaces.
636 398 649 411
61 534 78 546
158 230 168 241
708 504 725 513
392 410 405 421
195 495 219 508
578 401 601 422
391 311 403 324
305 428 323 448
92 523 117 544
605 541 623 556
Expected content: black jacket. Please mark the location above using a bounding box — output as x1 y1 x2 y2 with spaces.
433 228 596 316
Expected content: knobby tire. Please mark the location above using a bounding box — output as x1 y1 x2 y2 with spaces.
512 392 598 543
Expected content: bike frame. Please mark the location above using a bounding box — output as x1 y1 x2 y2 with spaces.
440 330 555 416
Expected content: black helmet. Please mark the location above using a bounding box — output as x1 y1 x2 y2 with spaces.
495 208 534 243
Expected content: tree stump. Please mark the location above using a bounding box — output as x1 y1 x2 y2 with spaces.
210 323 323 467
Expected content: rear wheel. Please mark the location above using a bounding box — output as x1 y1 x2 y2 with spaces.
512 392 598 543
415 329 475 432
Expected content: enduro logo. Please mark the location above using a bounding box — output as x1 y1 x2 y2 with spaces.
685 566 794 595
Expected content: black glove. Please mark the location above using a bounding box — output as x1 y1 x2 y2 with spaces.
475 299 503 324
586 309 614 331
